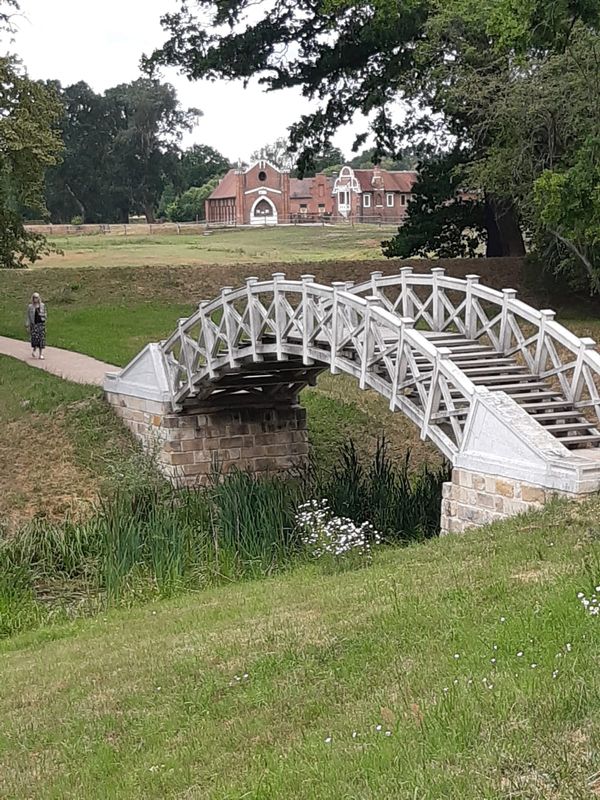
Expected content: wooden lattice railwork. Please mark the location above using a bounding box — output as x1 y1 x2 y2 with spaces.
105 270 600 533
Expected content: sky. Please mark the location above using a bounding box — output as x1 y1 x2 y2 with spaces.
14 0 370 163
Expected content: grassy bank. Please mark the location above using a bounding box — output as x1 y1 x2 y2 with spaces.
0 443 448 639
0 258 528 365
0 356 139 531
35 225 400 268
0 496 599 798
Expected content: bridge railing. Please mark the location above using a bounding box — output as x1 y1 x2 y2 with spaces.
351 268 600 424
159 275 480 458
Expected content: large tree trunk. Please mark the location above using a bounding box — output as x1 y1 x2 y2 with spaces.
484 195 526 257
144 202 156 224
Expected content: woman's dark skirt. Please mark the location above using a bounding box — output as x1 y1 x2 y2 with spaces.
30 322 46 351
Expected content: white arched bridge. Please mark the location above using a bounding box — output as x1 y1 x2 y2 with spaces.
105 268 600 533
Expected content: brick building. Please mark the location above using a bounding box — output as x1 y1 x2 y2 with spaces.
205 160 418 225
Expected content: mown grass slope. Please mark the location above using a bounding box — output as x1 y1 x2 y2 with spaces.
36 225 400 269
1 497 599 799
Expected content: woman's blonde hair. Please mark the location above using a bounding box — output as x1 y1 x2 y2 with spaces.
31 292 41 304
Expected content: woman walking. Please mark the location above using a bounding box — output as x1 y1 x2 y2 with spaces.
26 292 47 360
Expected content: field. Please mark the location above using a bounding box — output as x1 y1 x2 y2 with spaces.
2 233 600 797
35 225 401 269
1 497 599 798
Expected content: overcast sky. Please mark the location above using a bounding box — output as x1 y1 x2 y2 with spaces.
15 0 370 163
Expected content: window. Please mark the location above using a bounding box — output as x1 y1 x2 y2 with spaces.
300 203 308 215
258 170 267 182
338 190 350 207
386 193 394 207
363 193 371 208
318 203 325 211
400 194 406 206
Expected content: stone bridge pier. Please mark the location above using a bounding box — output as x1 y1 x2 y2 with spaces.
105 375 309 486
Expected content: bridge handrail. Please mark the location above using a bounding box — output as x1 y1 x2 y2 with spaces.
159 275 482 459
350 268 600 421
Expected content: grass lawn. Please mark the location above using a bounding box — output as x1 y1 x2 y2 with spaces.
37 225 400 269
1 497 599 798
0 356 139 531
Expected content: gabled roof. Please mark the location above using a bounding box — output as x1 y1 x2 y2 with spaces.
208 169 238 200
289 176 334 199
354 169 418 193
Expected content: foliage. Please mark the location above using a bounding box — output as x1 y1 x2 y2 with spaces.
534 137 600 292
250 137 346 177
165 178 219 222
349 146 421 171
178 143 229 191
148 0 600 272
308 439 448 541
296 498 381 571
45 79 201 224
250 137 295 171
383 150 484 258
0 49 62 267
0 440 447 636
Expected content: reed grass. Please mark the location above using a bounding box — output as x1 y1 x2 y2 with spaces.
0 442 448 638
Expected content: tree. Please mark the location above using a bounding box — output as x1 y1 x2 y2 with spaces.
166 178 219 222
250 138 295 171
147 0 600 262
178 144 229 192
383 150 485 258
534 138 600 292
45 81 128 223
350 147 421 171
106 79 200 223
0 14 62 266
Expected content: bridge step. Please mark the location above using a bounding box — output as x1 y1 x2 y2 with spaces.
560 435 600 448
545 422 595 432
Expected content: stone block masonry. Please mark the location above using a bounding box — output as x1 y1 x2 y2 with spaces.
440 468 577 534
105 391 309 486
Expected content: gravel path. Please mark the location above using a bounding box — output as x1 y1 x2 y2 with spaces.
0 336 117 386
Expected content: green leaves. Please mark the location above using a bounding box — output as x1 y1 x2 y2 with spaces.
0 53 62 267
534 137 600 291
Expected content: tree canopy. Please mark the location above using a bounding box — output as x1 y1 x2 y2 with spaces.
45 78 203 224
0 1 62 267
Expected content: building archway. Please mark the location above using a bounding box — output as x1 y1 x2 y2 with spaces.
250 196 278 225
